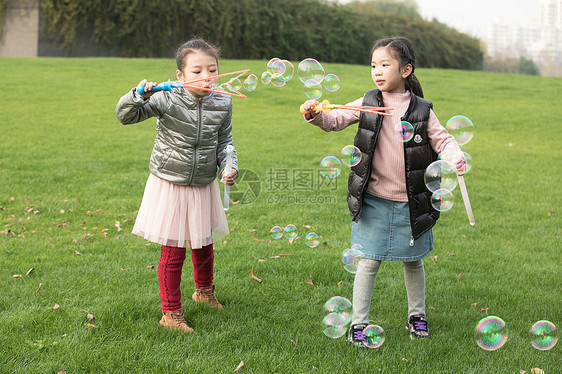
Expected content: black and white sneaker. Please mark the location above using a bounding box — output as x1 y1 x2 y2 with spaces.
407 315 429 339
348 323 367 347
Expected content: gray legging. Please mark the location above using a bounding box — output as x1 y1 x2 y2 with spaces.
351 258 425 325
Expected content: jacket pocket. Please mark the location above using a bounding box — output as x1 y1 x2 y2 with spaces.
156 148 173 172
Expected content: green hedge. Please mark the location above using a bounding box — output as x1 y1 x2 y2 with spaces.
39 0 482 69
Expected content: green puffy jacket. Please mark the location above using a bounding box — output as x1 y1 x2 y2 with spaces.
116 86 237 185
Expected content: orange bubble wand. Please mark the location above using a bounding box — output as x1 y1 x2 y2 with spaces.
300 100 394 116
181 69 251 99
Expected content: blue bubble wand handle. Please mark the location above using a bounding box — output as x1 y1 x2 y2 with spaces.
136 80 182 95
457 174 475 226
222 145 235 211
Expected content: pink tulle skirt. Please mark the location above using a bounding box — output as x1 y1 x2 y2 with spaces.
132 174 229 248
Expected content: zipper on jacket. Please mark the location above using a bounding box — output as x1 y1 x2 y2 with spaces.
187 99 203 185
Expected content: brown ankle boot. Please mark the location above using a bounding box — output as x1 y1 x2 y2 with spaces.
159 309 194 333
192 285 223 310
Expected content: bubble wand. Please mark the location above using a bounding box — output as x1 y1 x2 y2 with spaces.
300 99 394 116
136 69 251 98
222 144 235 211
457 172 475 226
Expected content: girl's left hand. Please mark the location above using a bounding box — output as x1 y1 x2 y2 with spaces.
454 154 468 174
222 169 238 186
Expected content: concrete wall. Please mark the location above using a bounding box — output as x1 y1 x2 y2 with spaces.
0 0 40 57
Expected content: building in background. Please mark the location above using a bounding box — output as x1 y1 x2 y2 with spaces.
484 0 562 75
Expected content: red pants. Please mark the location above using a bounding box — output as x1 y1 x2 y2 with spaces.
158 244 214 313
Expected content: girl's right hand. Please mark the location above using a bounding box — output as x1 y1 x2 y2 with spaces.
301 99 320 120
138 79 159 99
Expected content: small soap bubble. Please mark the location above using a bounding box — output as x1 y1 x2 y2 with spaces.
298 58 325 84
226 78 242 92
322 313 348 339
267 58 286 75
445 115 474 146
270 226 283 240
424 160 458 193
271 73 286 87
284 224 298 240
341 145 361 167
341 244 363 274
530 320 558 351
324 296 352 325
475 316 508 351
324 74 340 92
305 232 320 248
394 121 414 142
319 156 342 179
304 79 322 99
363 325 385 348
261 71 272 84
431 189 454 212
280 60 294 82
243 74 258 91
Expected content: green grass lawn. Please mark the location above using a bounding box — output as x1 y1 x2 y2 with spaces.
0 56 560 373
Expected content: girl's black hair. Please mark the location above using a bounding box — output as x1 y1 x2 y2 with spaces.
175 38 220 71
370 37 424 98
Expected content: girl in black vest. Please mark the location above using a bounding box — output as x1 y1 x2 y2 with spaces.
302 37 466 346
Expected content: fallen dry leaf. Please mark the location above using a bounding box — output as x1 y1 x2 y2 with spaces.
401 358 409 363
36 283 43 293
58 370 67 374
248 229 257 232
306 276 314 286
84 323 98 328
431 256 438 264
257 259 266 263
430 305 436 311
234 361 244 371
471 302 479 308
457 272 463 280
322 241 328 247
481 307 490 314
74 250 82 255
337 281 342 287
52 304 60 310
520 371 527 374
251 236 261 241
548 210 555 216
146 265 155 269
290 340 296 347
12 274 23 278
250 266 262 283
230 221 239 232
530 369 544 374
303 224 312 229
120 268 129 272
25 268 34 276
449 253 456 256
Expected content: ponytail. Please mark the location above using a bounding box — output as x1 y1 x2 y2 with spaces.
406 73 424 98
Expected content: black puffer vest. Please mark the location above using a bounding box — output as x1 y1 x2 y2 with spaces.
347 89 439 240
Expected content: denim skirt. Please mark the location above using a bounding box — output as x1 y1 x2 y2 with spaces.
350 193 433 262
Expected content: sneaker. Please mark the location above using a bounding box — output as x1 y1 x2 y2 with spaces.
192 284 223 310
407 315 429 339
159 309 194 333
348 323 367 347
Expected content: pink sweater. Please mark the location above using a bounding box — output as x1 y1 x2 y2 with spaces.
308 91 460 202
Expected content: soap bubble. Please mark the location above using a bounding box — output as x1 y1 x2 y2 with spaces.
324 296 352 325
271 73 286 87
280 60 294 82
431 189 454 212
270 226 283 240
341 145 362 167
322 313 348 339
226 78 242 92
445 115 474 146
324 74 340 92
298 58 325 84
363 325 385 348
439 150 473 175
394 121 414 142
424 160 458 193
267 58 286 75
284 224 298 240
304 79 322 99
261 71 272 84
341 244 363 274
530 320 558 351
243 74 258 91
305 232 320 248
319 156 342 179
475 316 508 351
